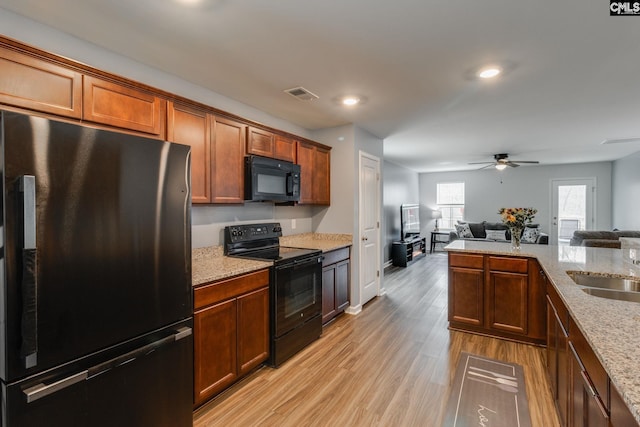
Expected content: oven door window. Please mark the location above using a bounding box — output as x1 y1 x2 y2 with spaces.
274 257 322 336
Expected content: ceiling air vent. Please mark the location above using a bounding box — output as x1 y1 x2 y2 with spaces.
284 86 319 101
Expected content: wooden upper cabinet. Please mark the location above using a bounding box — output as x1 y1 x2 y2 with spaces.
83 75 166 137
274 134 296 162
246 126 274 157
211 116 246 203
167 102 211 204
297 140 331 205
314 145 331 205
0 46 82 118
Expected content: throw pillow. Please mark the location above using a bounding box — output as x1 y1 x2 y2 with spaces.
455 223 474 238
522 227 540 243
485 229 507 241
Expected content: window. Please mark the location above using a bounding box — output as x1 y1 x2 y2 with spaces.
436 182 465 229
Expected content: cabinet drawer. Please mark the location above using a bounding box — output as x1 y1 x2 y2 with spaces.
194 269 269 310
488 256 528 273
449 253 483 269
322 247 351 266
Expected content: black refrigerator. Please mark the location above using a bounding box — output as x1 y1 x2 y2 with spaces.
0 111 194 427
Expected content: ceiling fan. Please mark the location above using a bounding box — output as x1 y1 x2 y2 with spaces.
469 153 540 170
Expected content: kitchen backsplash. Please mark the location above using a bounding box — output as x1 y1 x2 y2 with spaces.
191 204 316 248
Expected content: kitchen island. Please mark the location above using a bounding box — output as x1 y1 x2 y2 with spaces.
445 240 640 425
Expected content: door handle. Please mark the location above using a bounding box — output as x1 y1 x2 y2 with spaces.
23 371 88 403
362 236 369 241
18 175 38 369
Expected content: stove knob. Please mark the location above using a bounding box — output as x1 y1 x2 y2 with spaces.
273 226 282 232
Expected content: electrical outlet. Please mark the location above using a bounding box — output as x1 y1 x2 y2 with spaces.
292 219 297 229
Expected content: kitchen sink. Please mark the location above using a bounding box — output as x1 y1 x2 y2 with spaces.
568 272 640 303
580 287 640 303
569 272 640 292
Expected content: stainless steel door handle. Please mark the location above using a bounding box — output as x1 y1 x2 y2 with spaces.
18 175 38 369
23 371 88 403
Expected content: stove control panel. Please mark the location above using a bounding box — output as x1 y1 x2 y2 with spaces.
224 222 283 245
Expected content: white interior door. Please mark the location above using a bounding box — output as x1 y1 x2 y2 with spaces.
551 178 595 245
359 152 380 306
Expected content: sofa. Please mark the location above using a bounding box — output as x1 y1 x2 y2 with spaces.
569 230 640 248
449 221 549 244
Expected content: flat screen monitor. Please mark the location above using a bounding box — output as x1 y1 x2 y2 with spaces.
400 204 420 240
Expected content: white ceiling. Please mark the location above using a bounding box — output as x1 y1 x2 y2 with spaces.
2 0 640 173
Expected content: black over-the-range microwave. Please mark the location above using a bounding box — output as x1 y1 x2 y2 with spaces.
244 155 301 202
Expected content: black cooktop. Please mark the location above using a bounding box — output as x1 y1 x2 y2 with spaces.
224 222 322 263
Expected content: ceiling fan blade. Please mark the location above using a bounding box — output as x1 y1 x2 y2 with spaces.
468 161 495 165
478 164 495 170
505 161 520 167
511 160 539 164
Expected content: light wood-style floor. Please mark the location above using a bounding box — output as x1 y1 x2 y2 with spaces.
193 252 560 426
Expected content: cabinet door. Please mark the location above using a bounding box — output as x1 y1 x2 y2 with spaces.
83 75 165 136
448 267 483 326
0 46 82 118
569 343 609 427
237 287 269 375
194 299 237 406
487 271 528 334
246 126 274 157
274 134 296 162
548 296 569 427
167 102 211 203
211 116 246 203
322 265 337 324
314 146 331 205
297 141 315 204
335 259 350 311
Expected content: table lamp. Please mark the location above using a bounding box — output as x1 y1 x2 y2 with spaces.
431 210 442 232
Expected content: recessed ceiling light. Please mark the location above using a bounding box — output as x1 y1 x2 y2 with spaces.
477 67 502 79
342 97 360 106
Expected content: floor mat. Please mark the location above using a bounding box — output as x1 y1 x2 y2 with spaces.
441 352 532 427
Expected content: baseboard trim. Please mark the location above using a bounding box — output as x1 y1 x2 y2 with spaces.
345 305 362 316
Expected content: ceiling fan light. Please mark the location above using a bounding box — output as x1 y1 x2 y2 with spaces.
478 67 502 79
495 163 507 171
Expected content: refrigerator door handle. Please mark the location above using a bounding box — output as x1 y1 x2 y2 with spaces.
18 175 38 369
23 371 88 403
87 326 193 379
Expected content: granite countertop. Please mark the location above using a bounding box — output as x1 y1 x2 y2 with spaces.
192 246 272 286
280 232 353 252
445 240 640 423
192 233 353 287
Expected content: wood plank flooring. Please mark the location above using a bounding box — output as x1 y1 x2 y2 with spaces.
193 252 560 426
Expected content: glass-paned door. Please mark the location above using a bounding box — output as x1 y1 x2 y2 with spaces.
551 178 595 245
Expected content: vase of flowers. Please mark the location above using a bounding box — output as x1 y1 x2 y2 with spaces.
498 207 538 250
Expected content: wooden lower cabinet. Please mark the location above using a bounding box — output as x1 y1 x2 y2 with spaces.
546 277 638 427
447 252 545 344
322 247 351 324
569 342 609 427
449 266 484 326
193 269 269 407
547 293 570 427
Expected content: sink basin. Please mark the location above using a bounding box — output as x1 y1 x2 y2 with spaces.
568 272 640 303
580 287 640 303
569 272 640 292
